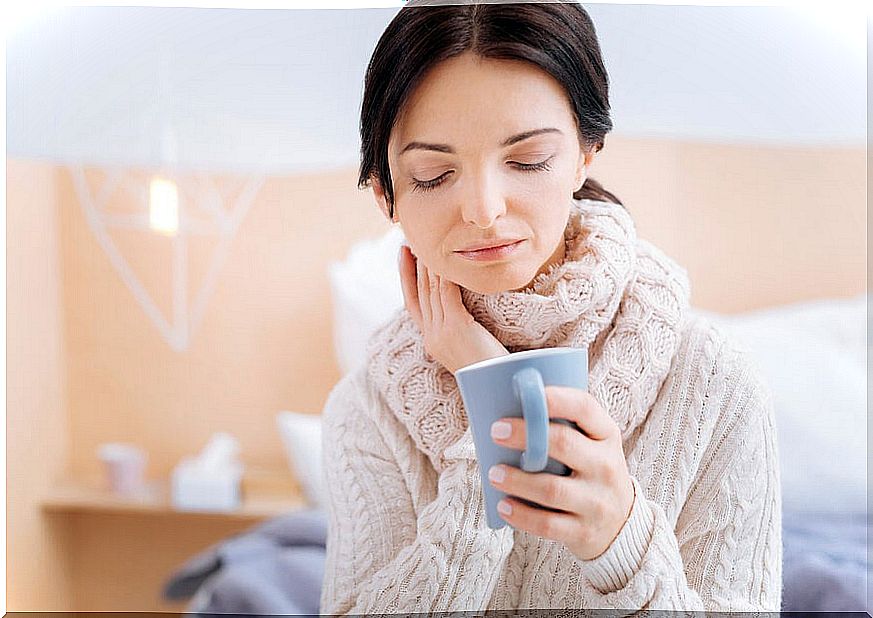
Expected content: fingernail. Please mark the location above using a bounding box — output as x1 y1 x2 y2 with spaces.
491 421 512 440
497 500 512 516
488 465 505 483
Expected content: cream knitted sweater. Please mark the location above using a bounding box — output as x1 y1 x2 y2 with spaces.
319 206 783 615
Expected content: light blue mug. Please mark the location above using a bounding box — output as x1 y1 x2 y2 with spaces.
454 346 588 529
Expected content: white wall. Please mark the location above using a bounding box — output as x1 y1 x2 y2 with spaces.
6 4 867 175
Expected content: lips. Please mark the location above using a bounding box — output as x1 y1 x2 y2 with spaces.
455 238 523 252
454 239 524 261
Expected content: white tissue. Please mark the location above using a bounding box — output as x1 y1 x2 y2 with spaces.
171 432 244 511
192 432 239 471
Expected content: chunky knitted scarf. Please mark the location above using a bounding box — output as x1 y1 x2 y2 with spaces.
365 198 691 474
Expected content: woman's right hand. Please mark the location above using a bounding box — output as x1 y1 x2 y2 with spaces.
398 244 510 375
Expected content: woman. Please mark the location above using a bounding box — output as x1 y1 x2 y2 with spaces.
320 0 782 614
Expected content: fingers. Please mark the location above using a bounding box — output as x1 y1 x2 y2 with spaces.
401 246 455 330
491 416 593 474
494 493 580 544
398 246 422 328
487 389 616 466
416 255 432 325
430 273 444 324
545 386 617 442
439 272 467 322
416 254 448 325
488 463 585 514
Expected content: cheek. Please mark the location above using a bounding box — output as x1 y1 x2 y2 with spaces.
512 169 576 205
399 217 449 262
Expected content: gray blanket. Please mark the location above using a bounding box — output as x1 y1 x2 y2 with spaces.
163 507 327 615
163 506 870 615
781 508 870 613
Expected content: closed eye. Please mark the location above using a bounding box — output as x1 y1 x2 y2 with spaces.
511 156 555 173
410 156 556 194
410 171 451 193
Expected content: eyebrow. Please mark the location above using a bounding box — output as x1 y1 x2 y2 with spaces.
399 127 563 155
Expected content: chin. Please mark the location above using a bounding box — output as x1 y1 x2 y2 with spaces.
457 264 536 295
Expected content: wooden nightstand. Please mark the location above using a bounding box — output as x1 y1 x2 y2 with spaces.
42 467 308 521
39 467 311 612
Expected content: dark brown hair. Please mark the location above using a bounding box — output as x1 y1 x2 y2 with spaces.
358 0 624 219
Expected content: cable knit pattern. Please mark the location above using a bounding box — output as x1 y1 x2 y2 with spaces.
320 199 783 615
366 199 690 474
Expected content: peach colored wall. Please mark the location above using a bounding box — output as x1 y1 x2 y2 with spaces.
57 139 867 489
7 160 73 609
591 139 867 312
6 135 866 611
58 166 386 482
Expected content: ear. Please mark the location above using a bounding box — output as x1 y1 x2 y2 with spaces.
574 147 596 190
371 177 397 222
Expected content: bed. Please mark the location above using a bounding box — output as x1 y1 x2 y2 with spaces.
164 226 870 615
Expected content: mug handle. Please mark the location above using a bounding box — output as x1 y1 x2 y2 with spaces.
512 367 549 472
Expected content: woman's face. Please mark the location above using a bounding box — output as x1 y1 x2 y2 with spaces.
372 51 595 294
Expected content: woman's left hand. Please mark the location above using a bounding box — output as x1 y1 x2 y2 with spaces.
487 385 636 562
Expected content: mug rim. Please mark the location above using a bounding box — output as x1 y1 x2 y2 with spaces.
455 346 586 376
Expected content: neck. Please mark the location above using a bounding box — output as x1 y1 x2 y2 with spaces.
459 198 638 352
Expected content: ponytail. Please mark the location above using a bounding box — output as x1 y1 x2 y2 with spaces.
573 176 625 208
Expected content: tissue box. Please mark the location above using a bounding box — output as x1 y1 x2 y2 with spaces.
171 456 243 512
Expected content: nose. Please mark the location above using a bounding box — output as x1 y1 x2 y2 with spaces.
460 170 507 229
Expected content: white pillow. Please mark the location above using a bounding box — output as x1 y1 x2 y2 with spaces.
328 225 406 376
276 411 325 507
694 294 868 514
